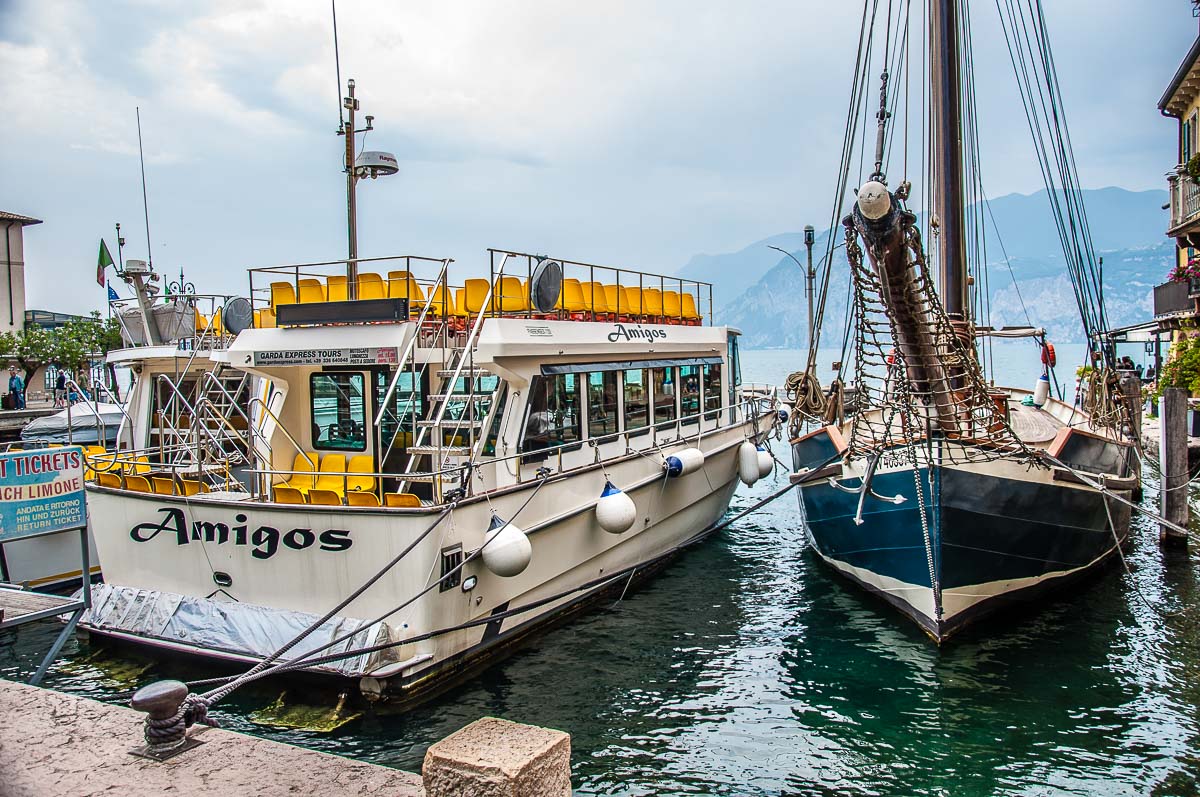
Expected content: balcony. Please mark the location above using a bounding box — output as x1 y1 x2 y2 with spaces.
1155 279 1197 319
1168 168 1200 237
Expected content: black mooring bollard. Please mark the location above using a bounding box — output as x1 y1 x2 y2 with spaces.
130 680 206 761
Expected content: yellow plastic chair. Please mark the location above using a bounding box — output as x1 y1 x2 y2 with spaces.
179 479 203 496
280 452 317 493
151 476 175 495
272 485 306 504
662 290 682 323
270 282 297 309
642 288 664 320
462 279 491 315
624 287 645 319
125 456 151 475
97 472 122 489
297 278 326 303
125 475 152 493
211 309 224 336
314 453 347 498
584 282 611 319
326 274 349 302
557 279 588 318
491 276 527 313
386 271 424 302
604 285 626 318
347 455 376 493
428 285 466 321
357 272 386 300
347 491 381 507
384 492 421 508
195 309 210 333
682 293 702 324
307 488 342 506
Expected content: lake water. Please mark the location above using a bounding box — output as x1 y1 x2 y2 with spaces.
2 344 1197 796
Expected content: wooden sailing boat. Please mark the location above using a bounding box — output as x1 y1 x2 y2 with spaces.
789 0 1139 641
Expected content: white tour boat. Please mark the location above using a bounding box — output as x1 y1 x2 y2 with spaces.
78 250 781 702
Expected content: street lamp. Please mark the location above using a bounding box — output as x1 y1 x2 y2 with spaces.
769 223 818 348
339 79 398 298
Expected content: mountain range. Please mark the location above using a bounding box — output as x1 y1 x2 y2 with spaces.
679 187 1173 348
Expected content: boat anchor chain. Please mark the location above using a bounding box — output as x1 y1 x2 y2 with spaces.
129 680 218 761
826 454 906 525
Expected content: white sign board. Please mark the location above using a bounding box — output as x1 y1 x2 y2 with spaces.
250 347 399 367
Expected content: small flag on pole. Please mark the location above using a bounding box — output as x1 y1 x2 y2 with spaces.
108 285 120 302
97 239 114 287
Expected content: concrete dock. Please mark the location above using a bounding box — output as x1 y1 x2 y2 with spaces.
0 678 570 796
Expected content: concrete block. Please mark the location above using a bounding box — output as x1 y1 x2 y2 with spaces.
422 716 571 796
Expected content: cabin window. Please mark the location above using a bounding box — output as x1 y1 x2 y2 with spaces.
651 367 677 429
623 369 649 437
587 371 619 439
729 333 742 386
310 372 366 451
678 365 700 425
702 363 722 419
521 373 581 453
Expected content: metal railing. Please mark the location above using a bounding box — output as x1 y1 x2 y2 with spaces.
486 248 714 325
1154 280 1194 318
1169 168 1200 233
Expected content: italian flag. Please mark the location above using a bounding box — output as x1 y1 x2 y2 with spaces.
97 239 114 287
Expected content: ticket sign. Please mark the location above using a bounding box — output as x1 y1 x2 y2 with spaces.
0 446 86 542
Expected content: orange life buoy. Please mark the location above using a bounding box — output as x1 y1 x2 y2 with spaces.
1041 342 1056 368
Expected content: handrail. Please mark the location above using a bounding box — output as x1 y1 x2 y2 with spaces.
374 257 452 428
246 396 314 472
62 378 109 446
400 254 508 493
243 394 776 499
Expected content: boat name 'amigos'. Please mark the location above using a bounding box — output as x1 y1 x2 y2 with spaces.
130 507 351 560
607 324 667 343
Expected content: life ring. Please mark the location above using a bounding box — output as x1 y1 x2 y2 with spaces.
1041 342 1056 368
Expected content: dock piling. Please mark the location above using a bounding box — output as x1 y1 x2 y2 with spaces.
1160 386 1190 550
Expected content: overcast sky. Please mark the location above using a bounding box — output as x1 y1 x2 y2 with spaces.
0 0 1194 316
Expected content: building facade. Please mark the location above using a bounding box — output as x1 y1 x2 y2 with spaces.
0 211 38 336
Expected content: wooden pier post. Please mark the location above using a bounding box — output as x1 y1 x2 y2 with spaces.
1160 386 1190 549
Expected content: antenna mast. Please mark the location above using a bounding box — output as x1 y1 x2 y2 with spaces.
136 108 154 271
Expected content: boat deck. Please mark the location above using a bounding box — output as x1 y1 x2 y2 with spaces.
1008 401 1064 445
0 586 79 627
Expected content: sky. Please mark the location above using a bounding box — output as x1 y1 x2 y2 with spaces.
0 0 1195 316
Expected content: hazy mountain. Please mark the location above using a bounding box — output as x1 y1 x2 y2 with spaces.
676 232 810 311
712 187 1171 348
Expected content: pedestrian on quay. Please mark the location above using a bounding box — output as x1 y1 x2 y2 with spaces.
8 366 25 410
54 369 66 408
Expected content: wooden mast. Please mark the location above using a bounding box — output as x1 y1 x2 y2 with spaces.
930 0 968 325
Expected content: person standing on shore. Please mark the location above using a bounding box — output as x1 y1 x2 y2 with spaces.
54 369 66 408
8 366 25 410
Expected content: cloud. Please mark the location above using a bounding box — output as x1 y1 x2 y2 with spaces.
0 0 1191 319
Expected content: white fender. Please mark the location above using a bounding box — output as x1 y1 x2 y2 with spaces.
663 447 705 479
482 514 532 577
1033 374 1050 407
757 446 774 478
738 441 760 486
596 481 637 534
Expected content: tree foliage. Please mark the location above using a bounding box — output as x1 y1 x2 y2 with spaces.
0 312 122 382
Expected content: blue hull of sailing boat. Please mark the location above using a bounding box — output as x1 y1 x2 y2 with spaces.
796 464 1132 642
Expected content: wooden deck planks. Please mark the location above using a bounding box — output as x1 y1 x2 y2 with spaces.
0 586 78 626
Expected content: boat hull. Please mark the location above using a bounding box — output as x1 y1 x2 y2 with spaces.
81 415 773 699
796 458 1132 642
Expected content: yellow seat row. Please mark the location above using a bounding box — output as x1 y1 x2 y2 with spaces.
276 452 375 499
266 272 703 325
269 271 429 310
272 485 420 508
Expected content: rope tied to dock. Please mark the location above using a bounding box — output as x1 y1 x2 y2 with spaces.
131 680 218 756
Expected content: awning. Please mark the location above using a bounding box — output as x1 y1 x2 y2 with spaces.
542 356 722 375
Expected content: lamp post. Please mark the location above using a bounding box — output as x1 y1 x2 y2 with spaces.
338 79 398 300
769 223 818 348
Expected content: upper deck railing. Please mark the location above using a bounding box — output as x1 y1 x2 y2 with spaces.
1168 167 1200 234
111 293 244 350
246 251 714 330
